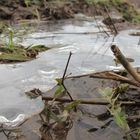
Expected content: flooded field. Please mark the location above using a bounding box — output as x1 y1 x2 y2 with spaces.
0 16 140 140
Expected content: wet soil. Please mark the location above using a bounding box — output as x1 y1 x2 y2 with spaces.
0 0 95 23
15 70 140 140
0 0 139 34
0 0 139 23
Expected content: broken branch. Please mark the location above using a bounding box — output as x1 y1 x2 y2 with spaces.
67 71 140 87
104 6 118 35
62 52 74 101
90 71 140 87
111 45 140 83
42 96 139 106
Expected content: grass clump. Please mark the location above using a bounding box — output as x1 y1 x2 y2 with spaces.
0 45 50 63
0 24 50 64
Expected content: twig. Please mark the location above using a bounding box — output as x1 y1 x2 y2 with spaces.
101 8 113 34
53 31 110 35
111 45 140 83
62 52 72 82
1 129 9 138
42 96 139 106
62 52 73 101
92 3 110 37
104 6 118 35
66 71 140 87
90 71 140 87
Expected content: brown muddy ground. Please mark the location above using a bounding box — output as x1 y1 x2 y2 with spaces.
0 0 96 23
115 0 140 30
0 0 139 23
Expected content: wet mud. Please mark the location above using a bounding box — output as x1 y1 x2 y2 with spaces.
18 70 140 140
0 0 139 24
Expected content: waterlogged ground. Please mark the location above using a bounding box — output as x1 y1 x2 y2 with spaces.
0 15 140 139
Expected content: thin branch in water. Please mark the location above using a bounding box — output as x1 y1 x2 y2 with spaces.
104 6 118 35
93 3 110 37
53 31 110 35
101 8 114 34
102 35 117 57
62 52 74 101
62 52 72 82
1 129 9 138
42 96 138 106
101 35 116 57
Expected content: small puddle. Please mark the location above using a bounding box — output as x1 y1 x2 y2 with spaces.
0 16 140 139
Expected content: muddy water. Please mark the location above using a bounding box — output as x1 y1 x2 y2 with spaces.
0 16 140 139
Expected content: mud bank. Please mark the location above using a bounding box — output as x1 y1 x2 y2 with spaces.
0 0 140 23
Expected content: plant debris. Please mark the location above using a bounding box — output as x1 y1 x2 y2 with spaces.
0 45 50 63
24 46 140 139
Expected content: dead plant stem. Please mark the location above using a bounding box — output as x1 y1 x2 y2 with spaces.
62 52 74 101
111 45 140 83
104 6 118 35
42 96 138 106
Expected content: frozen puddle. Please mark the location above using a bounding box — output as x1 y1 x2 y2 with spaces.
0 18 140 122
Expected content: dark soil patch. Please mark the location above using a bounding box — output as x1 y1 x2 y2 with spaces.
0 0 139 35
0 0 139 23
